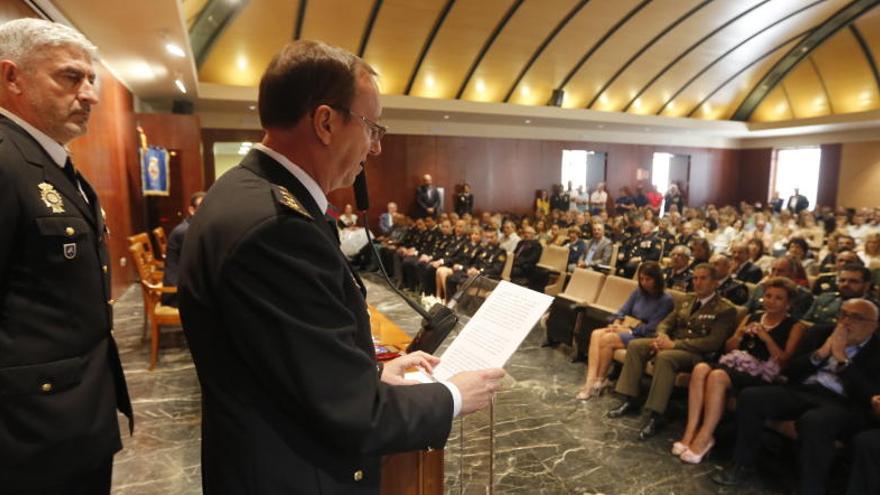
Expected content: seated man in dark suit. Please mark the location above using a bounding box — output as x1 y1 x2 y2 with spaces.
664 244 694 292
714 299 880 493
161 191 205 307
730 241 763 284
510 227 544 292
711 253 749 306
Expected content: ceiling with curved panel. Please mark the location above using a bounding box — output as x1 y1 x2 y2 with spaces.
189 0 880 123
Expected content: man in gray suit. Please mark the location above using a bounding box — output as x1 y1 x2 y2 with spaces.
579 223 613 268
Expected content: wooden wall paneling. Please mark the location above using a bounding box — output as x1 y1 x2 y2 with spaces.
0 0 37 22
136 114 206 228
736 148 773 204
817 143 841 208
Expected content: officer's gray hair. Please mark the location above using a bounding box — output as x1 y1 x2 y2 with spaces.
0 18 97 66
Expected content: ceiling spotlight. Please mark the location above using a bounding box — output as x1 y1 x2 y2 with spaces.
524 119 531 124
248 104 256 111
425 74 436 88
165 42 186 58
174 78 187 94
443 114 450 120
475 79 486 93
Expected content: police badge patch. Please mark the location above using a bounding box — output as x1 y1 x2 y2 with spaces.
38 182 65 213
63 243 77 260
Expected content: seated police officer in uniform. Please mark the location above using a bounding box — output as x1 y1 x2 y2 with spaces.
445 228 507 298
0 19 132 494
178 40 504 494
664 245 694 292
711 253 749 306
730 241 764 284
608 263 737 440
618 220 663 278
801 264 875 327
812 249 862 295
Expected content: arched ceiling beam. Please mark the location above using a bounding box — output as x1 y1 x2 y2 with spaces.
586 0 713 109
404 0 457 95
455 0 524 99
731 0 880 121
557 0 652 91
502 0 591 103
190 0 250 68
849 24 880 95
622 0 771 113
656 0 824 116
357 0 384 57
807 56 835 113
684 29 811 118
294 0 307 40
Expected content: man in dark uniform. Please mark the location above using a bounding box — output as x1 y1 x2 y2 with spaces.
618 220 663 278
419 220 468 296
178 40 503 494
802 264 874 327
435 228 483 301
0 19 131 493
401 218 452 291
812 249 861 296
415 173 440 218
664 245 694 292
445 229 507 298
730 241 763 284
711 253 749 305
160 191 205 307
510 227 544 291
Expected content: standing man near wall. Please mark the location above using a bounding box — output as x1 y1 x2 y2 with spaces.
416 173 440 218
0 18 131 493
179 40 504 494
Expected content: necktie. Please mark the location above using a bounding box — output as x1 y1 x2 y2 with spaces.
63 157 79 187
690 300 702 316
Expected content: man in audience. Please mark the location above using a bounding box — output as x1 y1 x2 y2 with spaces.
713 299 880 493
402 218 455 292
499 220 520 253
801 264 874 327
178 40 503 493
378 201 397 235
664 245 694 292
688 237 712 268
847 395 880 495
509 226 543 291
787 188 809 214
445 228 507 297
618 220 663 278
746 256 814 319
0 18 132 493
813 249 862 295
608 264 737 440
161 191 205 307
418 219 468 296
711 253 749 305
730 241 764 284
563 227 586 272
415 173 440 218
579 222 613 268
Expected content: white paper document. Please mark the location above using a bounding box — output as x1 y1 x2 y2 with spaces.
429 281 554 382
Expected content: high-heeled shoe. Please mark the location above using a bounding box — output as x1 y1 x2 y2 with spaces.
595 378 613 395
575 384 597 400
671 441 688 456
680 439 714 464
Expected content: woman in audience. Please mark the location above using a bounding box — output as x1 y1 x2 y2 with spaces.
673 277 804 463
546 223 565 246
576 261 674 400
535 219 550 245
859 233 880 269
338 203 358 228
535 189 550 216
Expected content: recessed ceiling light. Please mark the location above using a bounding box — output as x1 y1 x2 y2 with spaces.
174 78 187 94
475 79 486 93
524 119 531 124
425 74 435 88
165 42 186 58
248 104 256 111
443 114 450 120
237 56 248 70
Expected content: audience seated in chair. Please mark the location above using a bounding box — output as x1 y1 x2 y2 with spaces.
576 261 673 400
674 277 804 464
161 191 204 307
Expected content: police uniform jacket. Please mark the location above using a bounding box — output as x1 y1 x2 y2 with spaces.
179 150 453 494
0 116 131 489
657 294 737 358
628 234 663 262
664 267 693 292
812 273 838 295
435 234 467 264
473 244 507 279
734 260 763 284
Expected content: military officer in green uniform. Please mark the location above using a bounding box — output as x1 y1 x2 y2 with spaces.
802 264 874 327
608 263 737 440
812 249 862 295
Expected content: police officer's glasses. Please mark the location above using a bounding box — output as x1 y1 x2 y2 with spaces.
333 106 387 143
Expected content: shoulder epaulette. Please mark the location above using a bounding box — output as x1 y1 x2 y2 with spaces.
272 185 313 220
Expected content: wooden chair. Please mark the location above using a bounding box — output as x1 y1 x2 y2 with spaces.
590 275 639 314
152 226 168 260
128 241 179 370
537 244 570 296
127 232 164 274
557 268 605 307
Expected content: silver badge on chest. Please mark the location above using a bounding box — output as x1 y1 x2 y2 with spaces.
63 243 77 260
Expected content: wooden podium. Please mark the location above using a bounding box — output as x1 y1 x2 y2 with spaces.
370 306 445 495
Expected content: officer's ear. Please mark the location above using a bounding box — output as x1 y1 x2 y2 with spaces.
312 104 335 146
0 60 24 95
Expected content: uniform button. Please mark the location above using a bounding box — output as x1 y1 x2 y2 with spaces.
353 470 364 482
108 299 116 305
102 265 108 273
41 382 53 393
65 227 75 237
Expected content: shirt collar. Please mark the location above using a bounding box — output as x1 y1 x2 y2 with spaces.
0 106 69 168
697 293 716 306
253 143 328 214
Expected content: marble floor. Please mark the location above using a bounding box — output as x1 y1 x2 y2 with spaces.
111 275 797 494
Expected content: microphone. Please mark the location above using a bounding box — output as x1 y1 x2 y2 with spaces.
353 168 457 353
